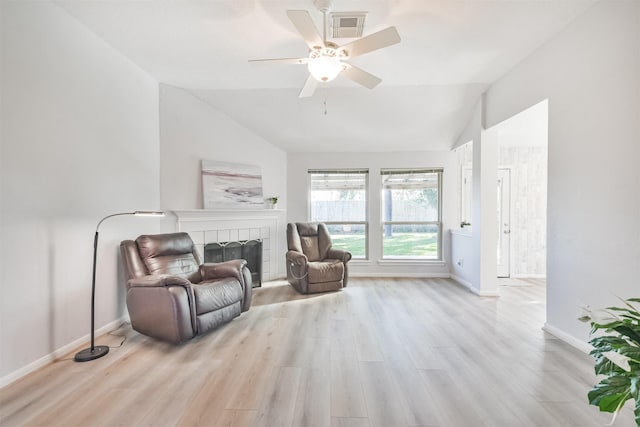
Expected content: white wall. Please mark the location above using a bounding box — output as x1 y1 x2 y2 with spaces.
287 151 456 277
450 100 498 296
158 85 288 275
0 2 161 384
485 0 640 345
159 84 287 212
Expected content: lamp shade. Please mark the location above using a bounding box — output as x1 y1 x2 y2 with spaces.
308 56 343 82
133 211 165 217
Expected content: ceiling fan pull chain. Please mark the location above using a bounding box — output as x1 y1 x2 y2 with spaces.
324 97 328 115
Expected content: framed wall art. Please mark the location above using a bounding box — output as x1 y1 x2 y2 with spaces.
201 160 264 209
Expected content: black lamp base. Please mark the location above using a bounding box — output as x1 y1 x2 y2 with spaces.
74 345 109 362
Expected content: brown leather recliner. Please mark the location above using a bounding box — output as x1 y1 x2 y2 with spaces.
286 222 352 294
120 232 252 343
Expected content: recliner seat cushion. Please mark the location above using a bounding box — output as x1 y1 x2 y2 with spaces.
308 260 344 283
193 277 243 315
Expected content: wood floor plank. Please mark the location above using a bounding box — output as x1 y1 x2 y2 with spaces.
223 316 292 411
419 369 487 426
331 417 371 427
2 278 636 427
329 320 368 418
133 360 218 427
254 366 301 427
292 368 332 427
358 361 407 427
212 409 258 427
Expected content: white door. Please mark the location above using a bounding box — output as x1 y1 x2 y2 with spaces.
497 168 511 278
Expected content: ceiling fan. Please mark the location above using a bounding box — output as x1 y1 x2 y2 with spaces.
249 0 401 98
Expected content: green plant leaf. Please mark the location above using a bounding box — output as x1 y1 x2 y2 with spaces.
583 297 640 425
617 345 640 363
613 297 640 315
592 320 626 334
590 336 630 352
591 309 622 326
614 325 640 347
593 352 628 376
607 309 640 322
588 375 632 413
629 377 640 426
608 306 640 314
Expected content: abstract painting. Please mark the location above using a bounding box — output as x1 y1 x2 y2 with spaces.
202 160 264 209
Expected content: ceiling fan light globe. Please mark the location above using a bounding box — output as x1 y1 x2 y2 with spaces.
308 56 343 82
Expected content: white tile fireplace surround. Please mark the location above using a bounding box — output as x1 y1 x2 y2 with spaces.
172 209 286 281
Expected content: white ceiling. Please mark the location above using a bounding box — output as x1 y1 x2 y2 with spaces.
56 0 596 152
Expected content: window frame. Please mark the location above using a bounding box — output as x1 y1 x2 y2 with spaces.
307 169 369 260
380 168 443 261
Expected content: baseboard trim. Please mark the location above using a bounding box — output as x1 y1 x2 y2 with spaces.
0 317 126 389
511 274 546 279
450 273 473 289
542 323 592 354
350 272 450 279
450 274 500 297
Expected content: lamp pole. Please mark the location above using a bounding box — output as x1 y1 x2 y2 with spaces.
74 211 164 362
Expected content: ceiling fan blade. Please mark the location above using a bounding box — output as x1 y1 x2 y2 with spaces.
287 10 324 49
299 75 319 98
341 26 401 58
341 64 382 89
248 57 308 65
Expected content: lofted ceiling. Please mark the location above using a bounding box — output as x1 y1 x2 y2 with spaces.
55 0 596 152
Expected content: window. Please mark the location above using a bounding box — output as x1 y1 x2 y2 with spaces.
381 168 442 260
308 169 368 258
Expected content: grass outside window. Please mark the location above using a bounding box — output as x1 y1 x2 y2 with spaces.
332 231 438 259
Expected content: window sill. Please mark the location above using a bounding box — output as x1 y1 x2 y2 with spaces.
377 259 447 267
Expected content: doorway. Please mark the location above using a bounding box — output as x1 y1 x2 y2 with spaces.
494 99 548 280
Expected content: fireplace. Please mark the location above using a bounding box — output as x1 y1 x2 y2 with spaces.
173 209 286 282
204 239 262 287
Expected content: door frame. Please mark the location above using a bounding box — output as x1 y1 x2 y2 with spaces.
497 167 511 278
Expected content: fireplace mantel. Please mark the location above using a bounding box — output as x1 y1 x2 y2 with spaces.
171 209 286 281
173 209 285 221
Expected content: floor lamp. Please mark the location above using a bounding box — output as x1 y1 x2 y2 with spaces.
74 210 165 362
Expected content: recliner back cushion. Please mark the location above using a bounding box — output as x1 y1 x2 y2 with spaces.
290 222 334 261
300 236 321 261
136 232 199 276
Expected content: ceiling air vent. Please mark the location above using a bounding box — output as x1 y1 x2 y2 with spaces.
330 12 367 38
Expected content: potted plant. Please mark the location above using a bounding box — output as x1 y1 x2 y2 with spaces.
579 297 640 425
266 196 278 209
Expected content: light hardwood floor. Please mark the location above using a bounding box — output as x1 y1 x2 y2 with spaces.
1 278 634 426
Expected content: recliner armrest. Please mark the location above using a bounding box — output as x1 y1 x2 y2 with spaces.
200 260 252 312
327 248 352 263
199 259 247 282
286 250 308 266
127 274 192 289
